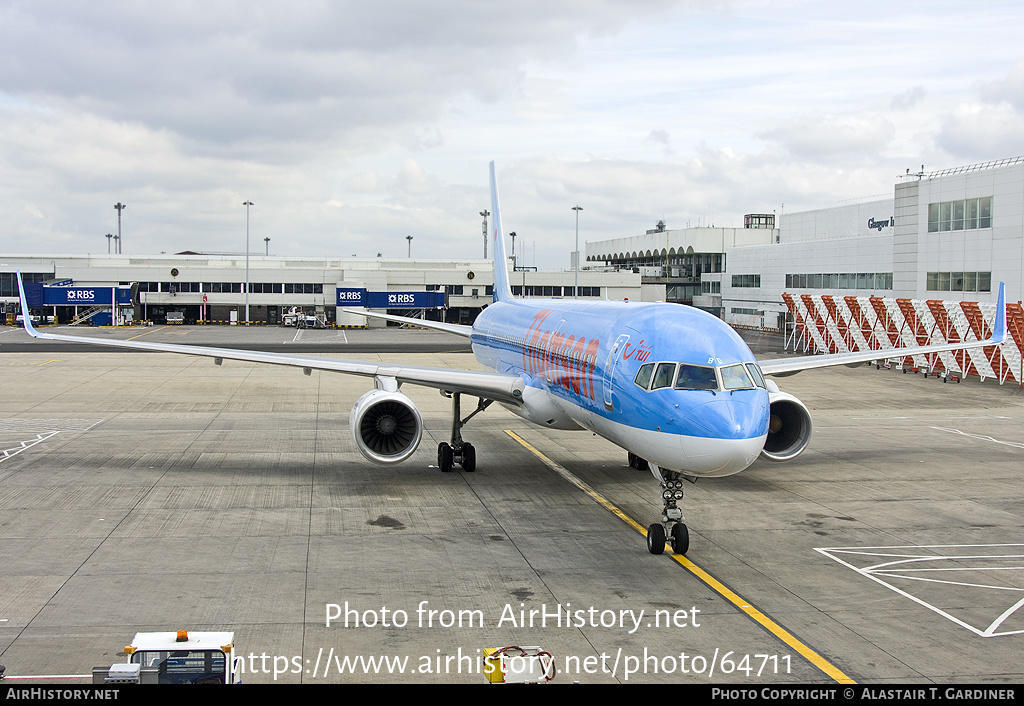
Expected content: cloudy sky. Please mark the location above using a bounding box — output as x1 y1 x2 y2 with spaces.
2 0 1024 268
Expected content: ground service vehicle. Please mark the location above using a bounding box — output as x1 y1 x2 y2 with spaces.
93 630 239 684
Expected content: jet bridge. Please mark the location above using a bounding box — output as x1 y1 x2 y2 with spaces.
21 281 134 326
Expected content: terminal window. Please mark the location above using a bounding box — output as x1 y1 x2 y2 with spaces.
283 283 324 294
248 283 283 294
926 271 991 292
928 197 992 232
743 214 775 229
786 273 893 290
511 286 602 297
731 274 761 288
0 271 53 297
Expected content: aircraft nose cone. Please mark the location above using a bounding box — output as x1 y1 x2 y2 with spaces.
700 434 766 476
681 395 768 440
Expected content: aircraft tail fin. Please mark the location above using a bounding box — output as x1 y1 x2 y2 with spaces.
489 161 514 304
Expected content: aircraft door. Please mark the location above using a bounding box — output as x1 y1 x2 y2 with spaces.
603 333 630 411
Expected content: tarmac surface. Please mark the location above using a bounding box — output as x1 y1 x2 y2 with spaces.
1 324 1022 684
0 322 472 354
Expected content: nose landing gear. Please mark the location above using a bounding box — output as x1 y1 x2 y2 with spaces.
645 468 690 555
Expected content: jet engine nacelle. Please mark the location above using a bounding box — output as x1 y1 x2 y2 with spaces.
760 390 812 462
350 389 423 464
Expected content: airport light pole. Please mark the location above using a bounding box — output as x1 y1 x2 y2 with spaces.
509 231 517 271
243 200 253 324
572 205 583 298
264 237 270 255
480 210 490 259
406 234 413 257
114 203 126 254
105 233 114 254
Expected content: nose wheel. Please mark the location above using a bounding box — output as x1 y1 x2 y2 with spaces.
646 469 690 555
646 522 688 555
646 523 666 554
669 522 689 555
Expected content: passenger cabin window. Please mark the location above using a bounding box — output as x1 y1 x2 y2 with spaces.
675 364 718 391
634 363 655 390
651 362 676 390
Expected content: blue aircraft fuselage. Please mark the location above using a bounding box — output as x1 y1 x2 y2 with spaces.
470 296 770 477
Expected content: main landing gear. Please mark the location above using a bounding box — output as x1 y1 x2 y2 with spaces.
627 451 649 471
437 392 492 473
643 463 691 556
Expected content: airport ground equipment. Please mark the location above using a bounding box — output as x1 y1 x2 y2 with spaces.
282 306 319 327
93 630 239 684
483 646 555 683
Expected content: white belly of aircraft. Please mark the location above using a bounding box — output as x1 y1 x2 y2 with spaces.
501 387 765 477
589 416 765 475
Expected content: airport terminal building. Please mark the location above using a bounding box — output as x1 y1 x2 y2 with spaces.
586 156 1022 331
1 254 657 327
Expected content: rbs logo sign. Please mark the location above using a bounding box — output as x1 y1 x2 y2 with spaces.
335 288 367 306
336 289 443 309
365 291 443 309
41 286 126 306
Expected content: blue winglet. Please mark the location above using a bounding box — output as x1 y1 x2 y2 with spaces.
15 271 42 338
990 282 1007 344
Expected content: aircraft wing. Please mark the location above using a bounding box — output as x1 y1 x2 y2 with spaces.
15 273 523 405
352 309 473 337
759 282 1008 376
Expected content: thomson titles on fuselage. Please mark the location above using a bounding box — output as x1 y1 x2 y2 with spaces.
523 309 601 400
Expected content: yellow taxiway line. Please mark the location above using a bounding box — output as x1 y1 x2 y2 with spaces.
126 326 169 340
504 429 856 684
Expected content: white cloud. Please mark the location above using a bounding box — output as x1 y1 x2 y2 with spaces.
980 60 1024 111
0 1 678 155
936 102 1024 161
759 114 895 162
2 1 1024 266
891 86 927 111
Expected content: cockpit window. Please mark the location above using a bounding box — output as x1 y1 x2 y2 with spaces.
745 362 766 389
721 363 755 390
651 362 676 390
634 363 655 390
674 364 718 391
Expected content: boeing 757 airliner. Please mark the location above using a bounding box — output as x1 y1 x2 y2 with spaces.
16 162 1008 555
